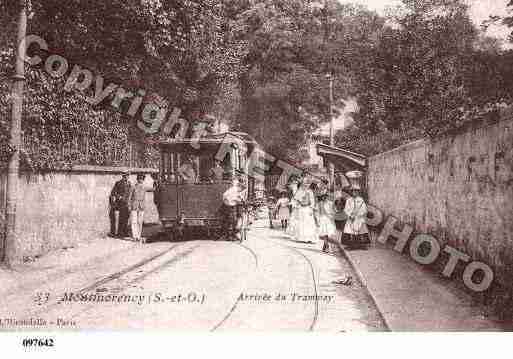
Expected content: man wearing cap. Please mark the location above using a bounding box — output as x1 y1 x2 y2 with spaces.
109 172 132 238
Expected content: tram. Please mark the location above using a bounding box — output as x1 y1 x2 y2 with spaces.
154 132 258 240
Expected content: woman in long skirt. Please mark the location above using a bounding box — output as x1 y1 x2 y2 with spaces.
317 193 337 252
286 181 299 237
292 178 318 243
275 192 291 229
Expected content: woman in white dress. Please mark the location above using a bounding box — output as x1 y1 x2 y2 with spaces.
292 178 318 243
317 193 337 252
286 180 299 237
275 192 291 230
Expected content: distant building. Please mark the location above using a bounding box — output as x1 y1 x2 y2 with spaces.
301 135 325 170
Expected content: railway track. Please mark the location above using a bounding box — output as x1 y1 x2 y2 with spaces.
23 243 194 320
211 234 319 331
259 236 320 331
11 232 323 331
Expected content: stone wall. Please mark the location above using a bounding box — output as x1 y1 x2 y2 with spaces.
367 118 513 286
0 166 158 262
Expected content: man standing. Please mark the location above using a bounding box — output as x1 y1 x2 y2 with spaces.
129 173 147 243
109 171 131 238
210 160 224 182
222 178 245 240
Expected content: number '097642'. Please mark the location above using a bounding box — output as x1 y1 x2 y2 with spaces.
22 338 54 348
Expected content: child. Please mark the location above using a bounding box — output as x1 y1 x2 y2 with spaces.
317 193 337 252
342 186 370 249
275 192 291 229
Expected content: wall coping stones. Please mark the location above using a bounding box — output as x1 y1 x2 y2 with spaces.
0 165 159 175
370 139 427 162
69 165 158 174
370 116 513 162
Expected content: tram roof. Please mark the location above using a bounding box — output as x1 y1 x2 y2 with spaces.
157 132 258 153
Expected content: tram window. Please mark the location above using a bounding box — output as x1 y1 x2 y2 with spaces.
221 154 232 179
239 151 247 172
198 155 214 182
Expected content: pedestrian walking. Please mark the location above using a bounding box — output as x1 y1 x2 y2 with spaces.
129 173 147 243
291 176 318 244
287 180 299 237
309 182 320 228
275 191 291 229
342 184 370 249
267 196 276 229
317 193 337 252
109 171 131 238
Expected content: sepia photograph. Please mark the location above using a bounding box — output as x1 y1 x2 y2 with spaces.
1 0 513 355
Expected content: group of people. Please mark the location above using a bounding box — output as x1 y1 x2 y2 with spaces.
167 155 227 184
108 172 148 243
271 173 370 251
108 168 369 248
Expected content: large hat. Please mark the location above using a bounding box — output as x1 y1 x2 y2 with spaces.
288 175 301 184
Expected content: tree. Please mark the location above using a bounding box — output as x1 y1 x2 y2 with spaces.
348 0 478 138
0 0 248 170
229 0 383 160
29 0 245 120
488 0 513 42
4 0 27 266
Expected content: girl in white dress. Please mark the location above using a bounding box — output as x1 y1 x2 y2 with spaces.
317 193 337 252
342 187 370 249
275 192 291 229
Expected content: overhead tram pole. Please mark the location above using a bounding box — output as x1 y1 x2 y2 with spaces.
322 0 335 190
4 0 27 266
328 72 335 191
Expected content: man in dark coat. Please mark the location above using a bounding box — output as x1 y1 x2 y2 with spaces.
109 171 132 237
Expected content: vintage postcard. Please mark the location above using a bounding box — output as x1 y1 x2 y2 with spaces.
1 1 513 352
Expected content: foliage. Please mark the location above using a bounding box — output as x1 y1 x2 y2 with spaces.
339 0 513 153
335 124 424 156
1 0 247 170
485 0 513 43
2 0 513 170
229 0 382 160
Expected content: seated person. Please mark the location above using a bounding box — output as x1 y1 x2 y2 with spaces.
178 155 197 183
210 160 224 182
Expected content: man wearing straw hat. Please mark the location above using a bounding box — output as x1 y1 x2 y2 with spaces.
341 170 370 249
